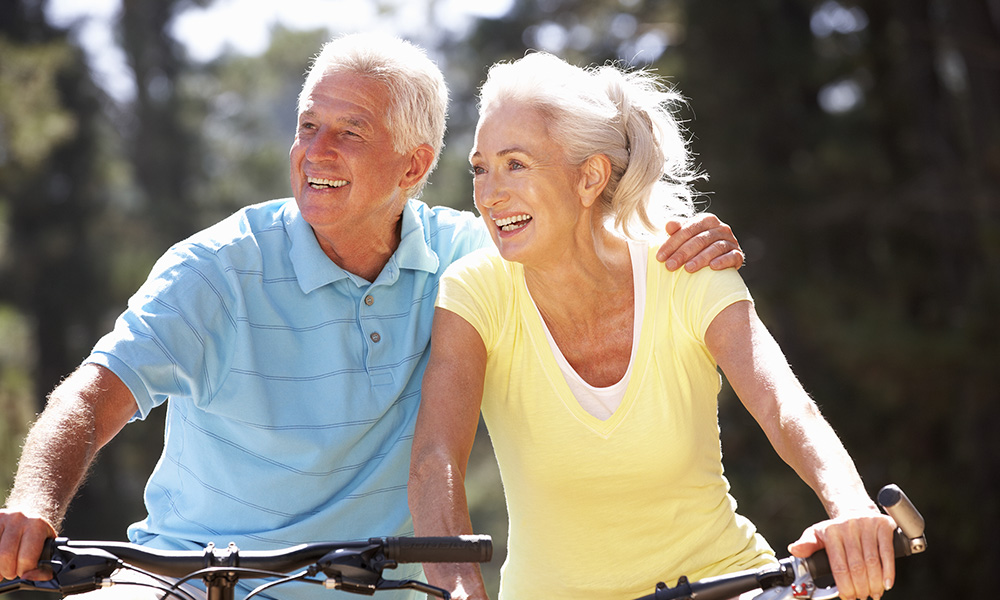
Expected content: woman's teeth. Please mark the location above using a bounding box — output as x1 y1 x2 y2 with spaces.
495 214 531 231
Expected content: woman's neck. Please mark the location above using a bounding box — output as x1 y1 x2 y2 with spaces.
523 229 637 388
523 228 633 329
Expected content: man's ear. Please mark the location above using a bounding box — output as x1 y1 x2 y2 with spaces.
578 154 612 208
400 144 436 191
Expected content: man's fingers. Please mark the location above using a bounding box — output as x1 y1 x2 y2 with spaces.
0 523 14 580
0 512 55 581
661 231 729 268
658 213 744 271
704 241 746 271
17 531 49 580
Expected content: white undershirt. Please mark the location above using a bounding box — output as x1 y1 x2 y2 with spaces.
531 240 647 420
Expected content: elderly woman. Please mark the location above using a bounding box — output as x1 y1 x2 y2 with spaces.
408 52 896 600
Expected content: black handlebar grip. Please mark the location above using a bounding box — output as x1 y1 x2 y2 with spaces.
877 484 925 542
376 535 492 564
803 549 835 588
38 538 58 563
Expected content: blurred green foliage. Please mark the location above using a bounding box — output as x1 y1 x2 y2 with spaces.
1 0 997 597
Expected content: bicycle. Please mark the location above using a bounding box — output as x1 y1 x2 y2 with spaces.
0 534 492 600
633 484 927 600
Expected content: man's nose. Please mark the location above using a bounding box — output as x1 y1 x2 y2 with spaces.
305 129 341 161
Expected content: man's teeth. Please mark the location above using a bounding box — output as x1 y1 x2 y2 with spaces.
308 177 349 189
495 214 532 231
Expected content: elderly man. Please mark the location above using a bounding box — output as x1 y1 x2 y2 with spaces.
0 34 744 599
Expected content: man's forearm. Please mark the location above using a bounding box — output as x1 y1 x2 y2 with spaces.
4 396 101 529
5 364 138 528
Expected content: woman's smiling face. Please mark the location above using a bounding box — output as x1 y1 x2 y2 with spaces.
470 101 587 266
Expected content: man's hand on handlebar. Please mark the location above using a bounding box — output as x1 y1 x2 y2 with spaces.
0 508 57 582
788 512 897 600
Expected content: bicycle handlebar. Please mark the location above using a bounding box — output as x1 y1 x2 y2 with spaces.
0 534 493 599
37 535 493 574
634 484 927 600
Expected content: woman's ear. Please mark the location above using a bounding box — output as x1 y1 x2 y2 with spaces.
578 154 612 208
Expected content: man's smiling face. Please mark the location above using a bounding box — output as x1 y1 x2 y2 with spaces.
289 70 415 236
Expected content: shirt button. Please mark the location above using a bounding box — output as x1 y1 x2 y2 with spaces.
364 295 374 306
370 332 381 343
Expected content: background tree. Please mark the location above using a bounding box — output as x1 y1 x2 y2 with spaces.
0 0 115 496
2 0 997 597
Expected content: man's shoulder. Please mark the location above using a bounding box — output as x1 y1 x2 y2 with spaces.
152 199 292 281
171 199 289 258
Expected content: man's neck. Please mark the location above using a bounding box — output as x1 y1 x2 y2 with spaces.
313 216 403 283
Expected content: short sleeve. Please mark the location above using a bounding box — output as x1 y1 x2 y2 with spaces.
669 266 753 343
85 242 239 419
436 248 511 353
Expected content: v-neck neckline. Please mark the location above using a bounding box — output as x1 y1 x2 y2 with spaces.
520 241 654 437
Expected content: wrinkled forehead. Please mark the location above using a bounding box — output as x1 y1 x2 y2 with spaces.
470 101 556 161
300 67 391 114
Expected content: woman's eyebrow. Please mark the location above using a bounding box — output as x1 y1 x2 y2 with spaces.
469 147 530 162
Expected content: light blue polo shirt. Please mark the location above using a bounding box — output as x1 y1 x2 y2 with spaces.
86 198 488 599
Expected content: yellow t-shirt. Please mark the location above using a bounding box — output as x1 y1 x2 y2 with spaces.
437 246 775 600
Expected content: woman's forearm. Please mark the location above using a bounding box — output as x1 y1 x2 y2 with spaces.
409 450 491 599
409 308 493 599
706 302 877 516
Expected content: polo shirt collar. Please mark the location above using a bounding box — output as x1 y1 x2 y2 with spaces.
395 200 441 274
286 199 440 294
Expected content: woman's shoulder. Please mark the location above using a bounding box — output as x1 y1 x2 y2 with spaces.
444 246 518 282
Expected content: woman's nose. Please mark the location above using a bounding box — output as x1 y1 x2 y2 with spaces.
474 175 506 209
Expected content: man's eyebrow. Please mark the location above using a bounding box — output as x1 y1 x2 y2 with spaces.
297 110 372 131
339 116 370 130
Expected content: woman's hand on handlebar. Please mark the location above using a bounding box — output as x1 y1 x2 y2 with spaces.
788 512 897 600
0 508 56 582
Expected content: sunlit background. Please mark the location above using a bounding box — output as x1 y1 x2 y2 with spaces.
2 0 999 597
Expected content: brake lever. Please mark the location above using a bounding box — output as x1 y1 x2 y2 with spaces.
751 558 838 600
314 545 453 599
377 578 452 599
0 577 63 594
43 546 122 595
315 547 382 595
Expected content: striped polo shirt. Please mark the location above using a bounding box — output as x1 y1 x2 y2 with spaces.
86 197 487 599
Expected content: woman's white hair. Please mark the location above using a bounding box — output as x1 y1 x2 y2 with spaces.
477 52 702 239
299 33 449 199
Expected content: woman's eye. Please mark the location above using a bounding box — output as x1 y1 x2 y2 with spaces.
470 165 485 176
508 160 525 170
